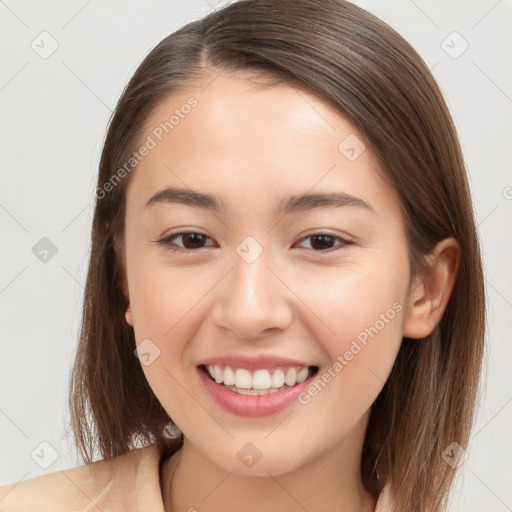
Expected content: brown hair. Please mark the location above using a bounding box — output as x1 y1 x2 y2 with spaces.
68 0 486 509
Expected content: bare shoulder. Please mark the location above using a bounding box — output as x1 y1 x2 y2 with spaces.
0 455 116 511
0 447 154 512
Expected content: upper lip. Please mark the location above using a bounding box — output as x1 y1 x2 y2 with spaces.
199 354 317 371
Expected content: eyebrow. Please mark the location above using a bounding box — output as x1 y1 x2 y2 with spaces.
145 186 374 215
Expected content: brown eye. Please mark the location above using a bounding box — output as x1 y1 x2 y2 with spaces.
158 232 215 252
157 232 352 254
295 233 352 252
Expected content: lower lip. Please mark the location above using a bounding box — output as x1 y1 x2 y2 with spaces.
198 366 316 417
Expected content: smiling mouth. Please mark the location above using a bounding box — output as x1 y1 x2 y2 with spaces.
199 364 319 395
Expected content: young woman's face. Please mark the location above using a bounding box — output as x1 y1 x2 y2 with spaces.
123 70 412 475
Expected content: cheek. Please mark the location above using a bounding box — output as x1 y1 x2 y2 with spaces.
130 266 208 428
302 257 407 348
295 259 407 420
128 259 206 342
127 261 216 397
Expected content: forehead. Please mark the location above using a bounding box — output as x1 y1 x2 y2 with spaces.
125 70 400 219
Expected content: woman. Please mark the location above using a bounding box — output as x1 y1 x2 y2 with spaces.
0 0 485 510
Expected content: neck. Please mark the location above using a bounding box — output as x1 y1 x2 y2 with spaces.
161 415 377 512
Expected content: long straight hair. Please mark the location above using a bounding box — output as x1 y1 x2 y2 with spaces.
68 1 486 509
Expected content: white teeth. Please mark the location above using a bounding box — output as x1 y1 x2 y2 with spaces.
226 387 282 395
271 368 285 388
223 366 235 385
234 368 252 389
285 367 297 386
205 364 312 391
252 369 272 390
296 367 309 384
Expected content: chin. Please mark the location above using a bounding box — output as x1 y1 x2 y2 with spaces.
203 445 306 477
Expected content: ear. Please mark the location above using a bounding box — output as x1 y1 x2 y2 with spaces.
403 237 460 339
125 304 134 327
114 232 133 326
120 271 133 326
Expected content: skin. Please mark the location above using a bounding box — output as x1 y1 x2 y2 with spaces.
122 69 459 512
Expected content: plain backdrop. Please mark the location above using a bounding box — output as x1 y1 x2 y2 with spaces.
0 1 511 510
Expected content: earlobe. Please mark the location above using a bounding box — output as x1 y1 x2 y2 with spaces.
121 278 133 326
125 304 134 326
403 237 460 339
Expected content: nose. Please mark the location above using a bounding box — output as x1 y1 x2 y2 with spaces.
210 250 294 340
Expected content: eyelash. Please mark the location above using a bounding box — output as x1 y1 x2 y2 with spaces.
156 231 353 254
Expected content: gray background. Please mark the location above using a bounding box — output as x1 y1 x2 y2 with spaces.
0 0 511 510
